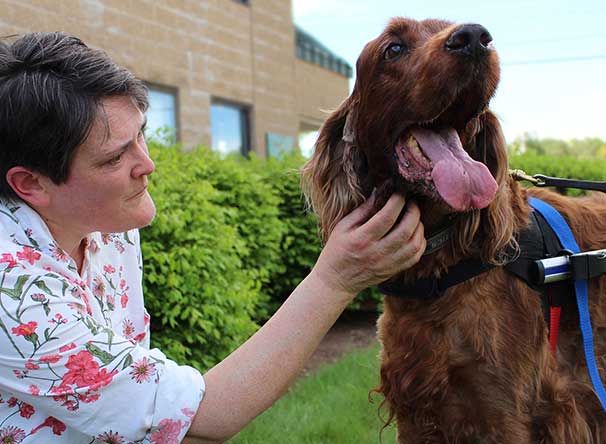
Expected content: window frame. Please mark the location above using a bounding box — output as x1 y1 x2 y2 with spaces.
144 82 181 143
210 98 251 156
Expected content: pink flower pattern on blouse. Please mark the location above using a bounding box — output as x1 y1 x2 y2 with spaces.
0 198 205 443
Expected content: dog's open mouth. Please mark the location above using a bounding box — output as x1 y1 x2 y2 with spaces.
395 126 498 211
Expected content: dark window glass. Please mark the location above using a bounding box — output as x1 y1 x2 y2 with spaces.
146 86 178 144
210 101 249 155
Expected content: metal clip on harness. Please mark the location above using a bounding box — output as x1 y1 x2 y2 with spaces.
510 169 606 193
533 249 606 285
533 175 606 192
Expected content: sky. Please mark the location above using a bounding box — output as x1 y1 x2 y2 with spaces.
292 0 606 144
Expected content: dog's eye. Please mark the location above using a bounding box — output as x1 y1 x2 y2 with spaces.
384 43 406 60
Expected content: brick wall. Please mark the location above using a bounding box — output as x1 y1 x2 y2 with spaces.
0 0 350 155
295 58 350 131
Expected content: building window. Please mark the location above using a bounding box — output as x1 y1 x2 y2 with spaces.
299 130 319 158
210 101 250 156
295 27 353 78
146 85 178 144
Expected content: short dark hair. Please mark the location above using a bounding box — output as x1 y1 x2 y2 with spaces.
0 32 149 199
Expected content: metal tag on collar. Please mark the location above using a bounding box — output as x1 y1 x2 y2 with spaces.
423 225 452 255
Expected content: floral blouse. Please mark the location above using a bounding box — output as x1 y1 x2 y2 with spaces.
0 198 205 443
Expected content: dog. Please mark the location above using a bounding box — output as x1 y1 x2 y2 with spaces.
302 17 606 443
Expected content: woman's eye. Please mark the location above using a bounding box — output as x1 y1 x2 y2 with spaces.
108 154 122 165
385 43 406 60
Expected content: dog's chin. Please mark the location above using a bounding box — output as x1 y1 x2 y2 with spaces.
399 186 462 230
368 177 458 233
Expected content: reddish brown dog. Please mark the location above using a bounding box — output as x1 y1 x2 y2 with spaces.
302 17 606 443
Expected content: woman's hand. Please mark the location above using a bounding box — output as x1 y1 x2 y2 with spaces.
311 193 425 298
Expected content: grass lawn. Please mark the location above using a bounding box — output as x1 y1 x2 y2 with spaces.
230 343 396 444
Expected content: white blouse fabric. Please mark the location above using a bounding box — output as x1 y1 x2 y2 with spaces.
0 198 205 443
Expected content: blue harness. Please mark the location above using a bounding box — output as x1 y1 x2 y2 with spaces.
529 197 606 410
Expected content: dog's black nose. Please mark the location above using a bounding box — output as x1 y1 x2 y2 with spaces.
445 24 492 56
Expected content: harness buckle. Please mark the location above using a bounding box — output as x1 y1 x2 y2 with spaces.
570 249 606 281
532 249 606 284
532 249 573 285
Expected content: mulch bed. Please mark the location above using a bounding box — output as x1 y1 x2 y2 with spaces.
302 310 379 375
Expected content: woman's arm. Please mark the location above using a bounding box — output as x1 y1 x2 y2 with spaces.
187 194 425 442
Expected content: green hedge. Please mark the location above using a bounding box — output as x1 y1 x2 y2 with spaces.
181 151 286 321
141 144 267 370
509 152 606 195
247 154 322 308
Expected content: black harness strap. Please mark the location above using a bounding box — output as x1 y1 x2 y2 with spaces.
506 210 570 320
378 210 564 303
505 210 563 290
378 258 494 300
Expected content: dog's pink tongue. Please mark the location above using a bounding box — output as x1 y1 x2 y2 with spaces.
410 127 498 211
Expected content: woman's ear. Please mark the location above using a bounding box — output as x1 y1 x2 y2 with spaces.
301 97 367 242
5 166 51 208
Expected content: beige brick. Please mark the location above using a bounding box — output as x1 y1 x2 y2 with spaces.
109 0 156 24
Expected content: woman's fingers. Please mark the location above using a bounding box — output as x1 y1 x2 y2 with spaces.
356 194 407 239
389 222 426 271
380 200 424 252
338 190 379 230
316 193 425 295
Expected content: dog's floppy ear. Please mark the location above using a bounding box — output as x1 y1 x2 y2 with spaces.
301 97 367 242
472 110 519 263
474 110 509 187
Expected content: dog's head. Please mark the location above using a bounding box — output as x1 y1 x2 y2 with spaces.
303 17 512 252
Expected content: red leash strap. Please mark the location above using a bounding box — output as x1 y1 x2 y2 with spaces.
549 306 561 355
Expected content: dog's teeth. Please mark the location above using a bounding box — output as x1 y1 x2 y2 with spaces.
406 136 419 149
407 138 423 157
